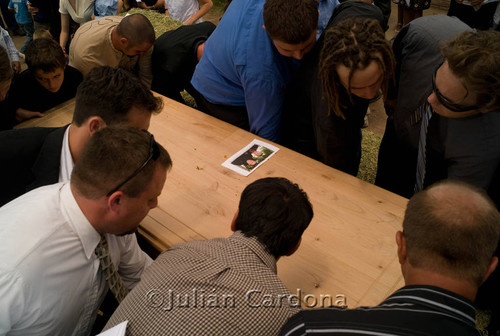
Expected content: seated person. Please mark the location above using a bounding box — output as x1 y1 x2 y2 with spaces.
69 13 155 87
94 0 138 19
7 38 82 123
151 21 216 104
0 126 172 335
281 2 394 176
163 0 213 25
103 177 314 335
190 0 318 142
280 180 500 335
0 66 163 207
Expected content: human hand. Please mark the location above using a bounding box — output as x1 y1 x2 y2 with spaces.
27 2 39 14
11 61 21 74
15 108 44 122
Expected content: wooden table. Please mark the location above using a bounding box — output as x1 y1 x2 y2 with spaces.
17 97 407 308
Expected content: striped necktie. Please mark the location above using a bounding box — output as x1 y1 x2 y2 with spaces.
414 103 433 194
95 235 129 303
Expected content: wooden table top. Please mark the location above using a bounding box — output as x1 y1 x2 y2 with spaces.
17 96 407 308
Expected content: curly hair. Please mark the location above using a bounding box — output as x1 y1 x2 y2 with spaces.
442 30 500 112
319 17 395 119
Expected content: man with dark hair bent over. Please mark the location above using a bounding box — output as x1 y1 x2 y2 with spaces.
280 180 500 335
0 66 163 207
104 177 314 335
190 0 318 142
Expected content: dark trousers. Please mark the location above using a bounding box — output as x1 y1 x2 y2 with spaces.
375 118 417 198
190 88 250 131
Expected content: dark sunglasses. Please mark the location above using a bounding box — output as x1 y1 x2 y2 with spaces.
432 66 478 113
106 132 160 197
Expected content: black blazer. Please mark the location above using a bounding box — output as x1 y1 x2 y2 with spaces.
0 125 68 207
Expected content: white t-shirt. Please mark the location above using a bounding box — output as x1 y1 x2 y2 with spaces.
166 0 202 24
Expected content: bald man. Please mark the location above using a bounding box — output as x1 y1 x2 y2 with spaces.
69 14 155 87
280 180 500 336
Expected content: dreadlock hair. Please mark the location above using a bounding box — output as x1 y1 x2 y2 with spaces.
319 17 395 119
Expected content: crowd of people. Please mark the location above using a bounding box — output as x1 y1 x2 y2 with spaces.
0 0 499 334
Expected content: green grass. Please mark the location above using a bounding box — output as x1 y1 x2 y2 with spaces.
358 130 381 184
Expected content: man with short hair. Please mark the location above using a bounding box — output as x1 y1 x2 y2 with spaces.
190 0 318 142
7 38 82 123
376 16 500 199
0 66 163 207
69 13 155 87
280 180 500 335
104 177 314 335
0 126 172 335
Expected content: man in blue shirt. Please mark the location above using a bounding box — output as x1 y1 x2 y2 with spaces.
191 0 318 142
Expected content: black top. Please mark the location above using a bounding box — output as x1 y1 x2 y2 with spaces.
151 21 216 103
7 66 82 114
280 1 383 176
280 285 481 336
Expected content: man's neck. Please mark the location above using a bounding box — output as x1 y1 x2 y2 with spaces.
110 28 122 52
404 269 477 301
68 124 88 163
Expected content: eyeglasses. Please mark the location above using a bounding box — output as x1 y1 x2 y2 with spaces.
106 132 160 197
431 66 478 113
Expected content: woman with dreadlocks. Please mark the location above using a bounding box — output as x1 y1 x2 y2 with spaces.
281 1 395 176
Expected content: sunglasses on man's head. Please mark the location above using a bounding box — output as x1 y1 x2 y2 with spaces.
431 66 478 113
106 132 160 197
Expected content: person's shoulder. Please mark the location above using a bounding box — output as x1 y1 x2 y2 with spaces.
0 126 65 148
65 66 83 82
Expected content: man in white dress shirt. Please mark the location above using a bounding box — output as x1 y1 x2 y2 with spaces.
0 126 172 335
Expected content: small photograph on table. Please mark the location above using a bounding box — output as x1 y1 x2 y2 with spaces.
222 139 279 176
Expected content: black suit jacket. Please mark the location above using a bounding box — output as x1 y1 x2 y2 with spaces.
0 125 68 207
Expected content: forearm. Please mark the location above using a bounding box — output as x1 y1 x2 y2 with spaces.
184 0 213 24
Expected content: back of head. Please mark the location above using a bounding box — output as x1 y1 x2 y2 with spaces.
263 0 318 44
116 13 155 47
71 126 172 198
25 38 66 73
72 66 163 126
234 177 313 258
442 30 500 112
403 181 500 285
319 17 395 118
0 46 13 85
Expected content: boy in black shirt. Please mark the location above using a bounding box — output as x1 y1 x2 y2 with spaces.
8 37 82 123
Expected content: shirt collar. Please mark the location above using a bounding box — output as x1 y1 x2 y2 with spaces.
60 182 101 259
229 231 278 274
58 125 74 183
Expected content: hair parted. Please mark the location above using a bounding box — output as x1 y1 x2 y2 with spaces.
25 38 66 73
263 0 318 44
319 17 395 119
72 66 163 126
403 180 500 285
116 13 155 46
234 177 313 258
71 126 172 198
442 30 500 112
0 46 13 84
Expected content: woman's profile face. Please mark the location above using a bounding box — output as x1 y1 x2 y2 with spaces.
336 60 383 100
0 79 11 102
